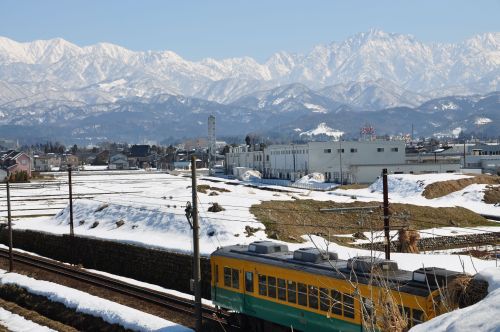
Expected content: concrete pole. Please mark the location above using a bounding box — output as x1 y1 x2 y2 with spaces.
191 156 202 331
6 180 13 272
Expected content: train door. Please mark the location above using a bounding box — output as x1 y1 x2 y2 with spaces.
244 269 256 314
213 263 218 301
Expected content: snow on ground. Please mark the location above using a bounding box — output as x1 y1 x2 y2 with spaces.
0 307 56 332
410 267 500 332
4 171 499 257
332 173 500 217
299 122 344 139
294 172 326 184
0 270 192 332
240 169 262 181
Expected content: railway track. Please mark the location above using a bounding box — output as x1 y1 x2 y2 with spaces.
0 248 237 330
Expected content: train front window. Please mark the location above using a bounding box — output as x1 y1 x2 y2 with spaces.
258 274 267 296
245 272 254 292
223 267 231 287
331 290 342 315
320 288 329 311
278 279 286 301
231 269 239 289
287 281 297 303
298 283 308 306
268 277 277 298
308 286 319 309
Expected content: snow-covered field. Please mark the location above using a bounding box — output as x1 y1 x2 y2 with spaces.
2 171 498 258
0 269 192 332
0 170 499 330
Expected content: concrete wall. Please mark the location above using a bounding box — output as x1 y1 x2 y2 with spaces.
0 229 213 298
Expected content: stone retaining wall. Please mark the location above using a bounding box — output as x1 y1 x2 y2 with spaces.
356 232 500 252
0 229 212 298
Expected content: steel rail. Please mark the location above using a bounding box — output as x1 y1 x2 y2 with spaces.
0 248 233 328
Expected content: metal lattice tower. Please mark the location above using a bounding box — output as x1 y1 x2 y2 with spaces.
208 115 216 175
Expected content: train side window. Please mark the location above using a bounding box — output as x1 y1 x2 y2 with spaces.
308 286 319 310
319 288 329 311
331 290 342 315
223 267 231 287
268 277 277 298
412 309 424 326
278 279 286 301
287 281 297 303
344 294 355 319
245 272 254 293
298 283 308 306
399 306 411 323
258 275 267 296
231 269 239 289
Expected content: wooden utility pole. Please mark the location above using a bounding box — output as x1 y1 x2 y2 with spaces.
67 164 74 237
6 180 13 272
190 156 202 332
382 168 390 260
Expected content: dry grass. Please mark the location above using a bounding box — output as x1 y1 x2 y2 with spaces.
197 184 230 194
484 185 500 204
250 200 497 242
397 229 420 253
444 275 489 309
423 174 500 199
0 297 77 332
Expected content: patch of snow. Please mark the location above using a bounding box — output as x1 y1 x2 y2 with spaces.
295 173 325 184
272 97 284 105
303 103 327 113
475 117 492 125
440 101 459 110
240 170 262 181
293 128 302 132
299 122 343 139
0 307 55 332
0 270 192 332
98 79 127 91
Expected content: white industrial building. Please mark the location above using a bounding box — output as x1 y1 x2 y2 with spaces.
226 140 461 184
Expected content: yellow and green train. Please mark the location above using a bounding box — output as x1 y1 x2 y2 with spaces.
211 240 460 332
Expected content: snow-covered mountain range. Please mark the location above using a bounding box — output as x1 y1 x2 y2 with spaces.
0 29 499 142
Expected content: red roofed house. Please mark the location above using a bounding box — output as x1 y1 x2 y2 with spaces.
1 150 32 179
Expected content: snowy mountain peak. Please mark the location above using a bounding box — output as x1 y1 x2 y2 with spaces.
0 30 498 109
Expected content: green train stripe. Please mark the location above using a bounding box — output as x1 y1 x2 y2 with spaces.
213 287 362 332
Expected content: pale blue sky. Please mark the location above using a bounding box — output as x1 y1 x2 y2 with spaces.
1 0 499 61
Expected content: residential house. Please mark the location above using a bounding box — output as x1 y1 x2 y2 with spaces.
109 153 129 170
33 154 61 171
0 150 32 178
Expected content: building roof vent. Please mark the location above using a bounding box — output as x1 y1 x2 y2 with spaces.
248 241 288 254
292 247 338 263
347 256 398 273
